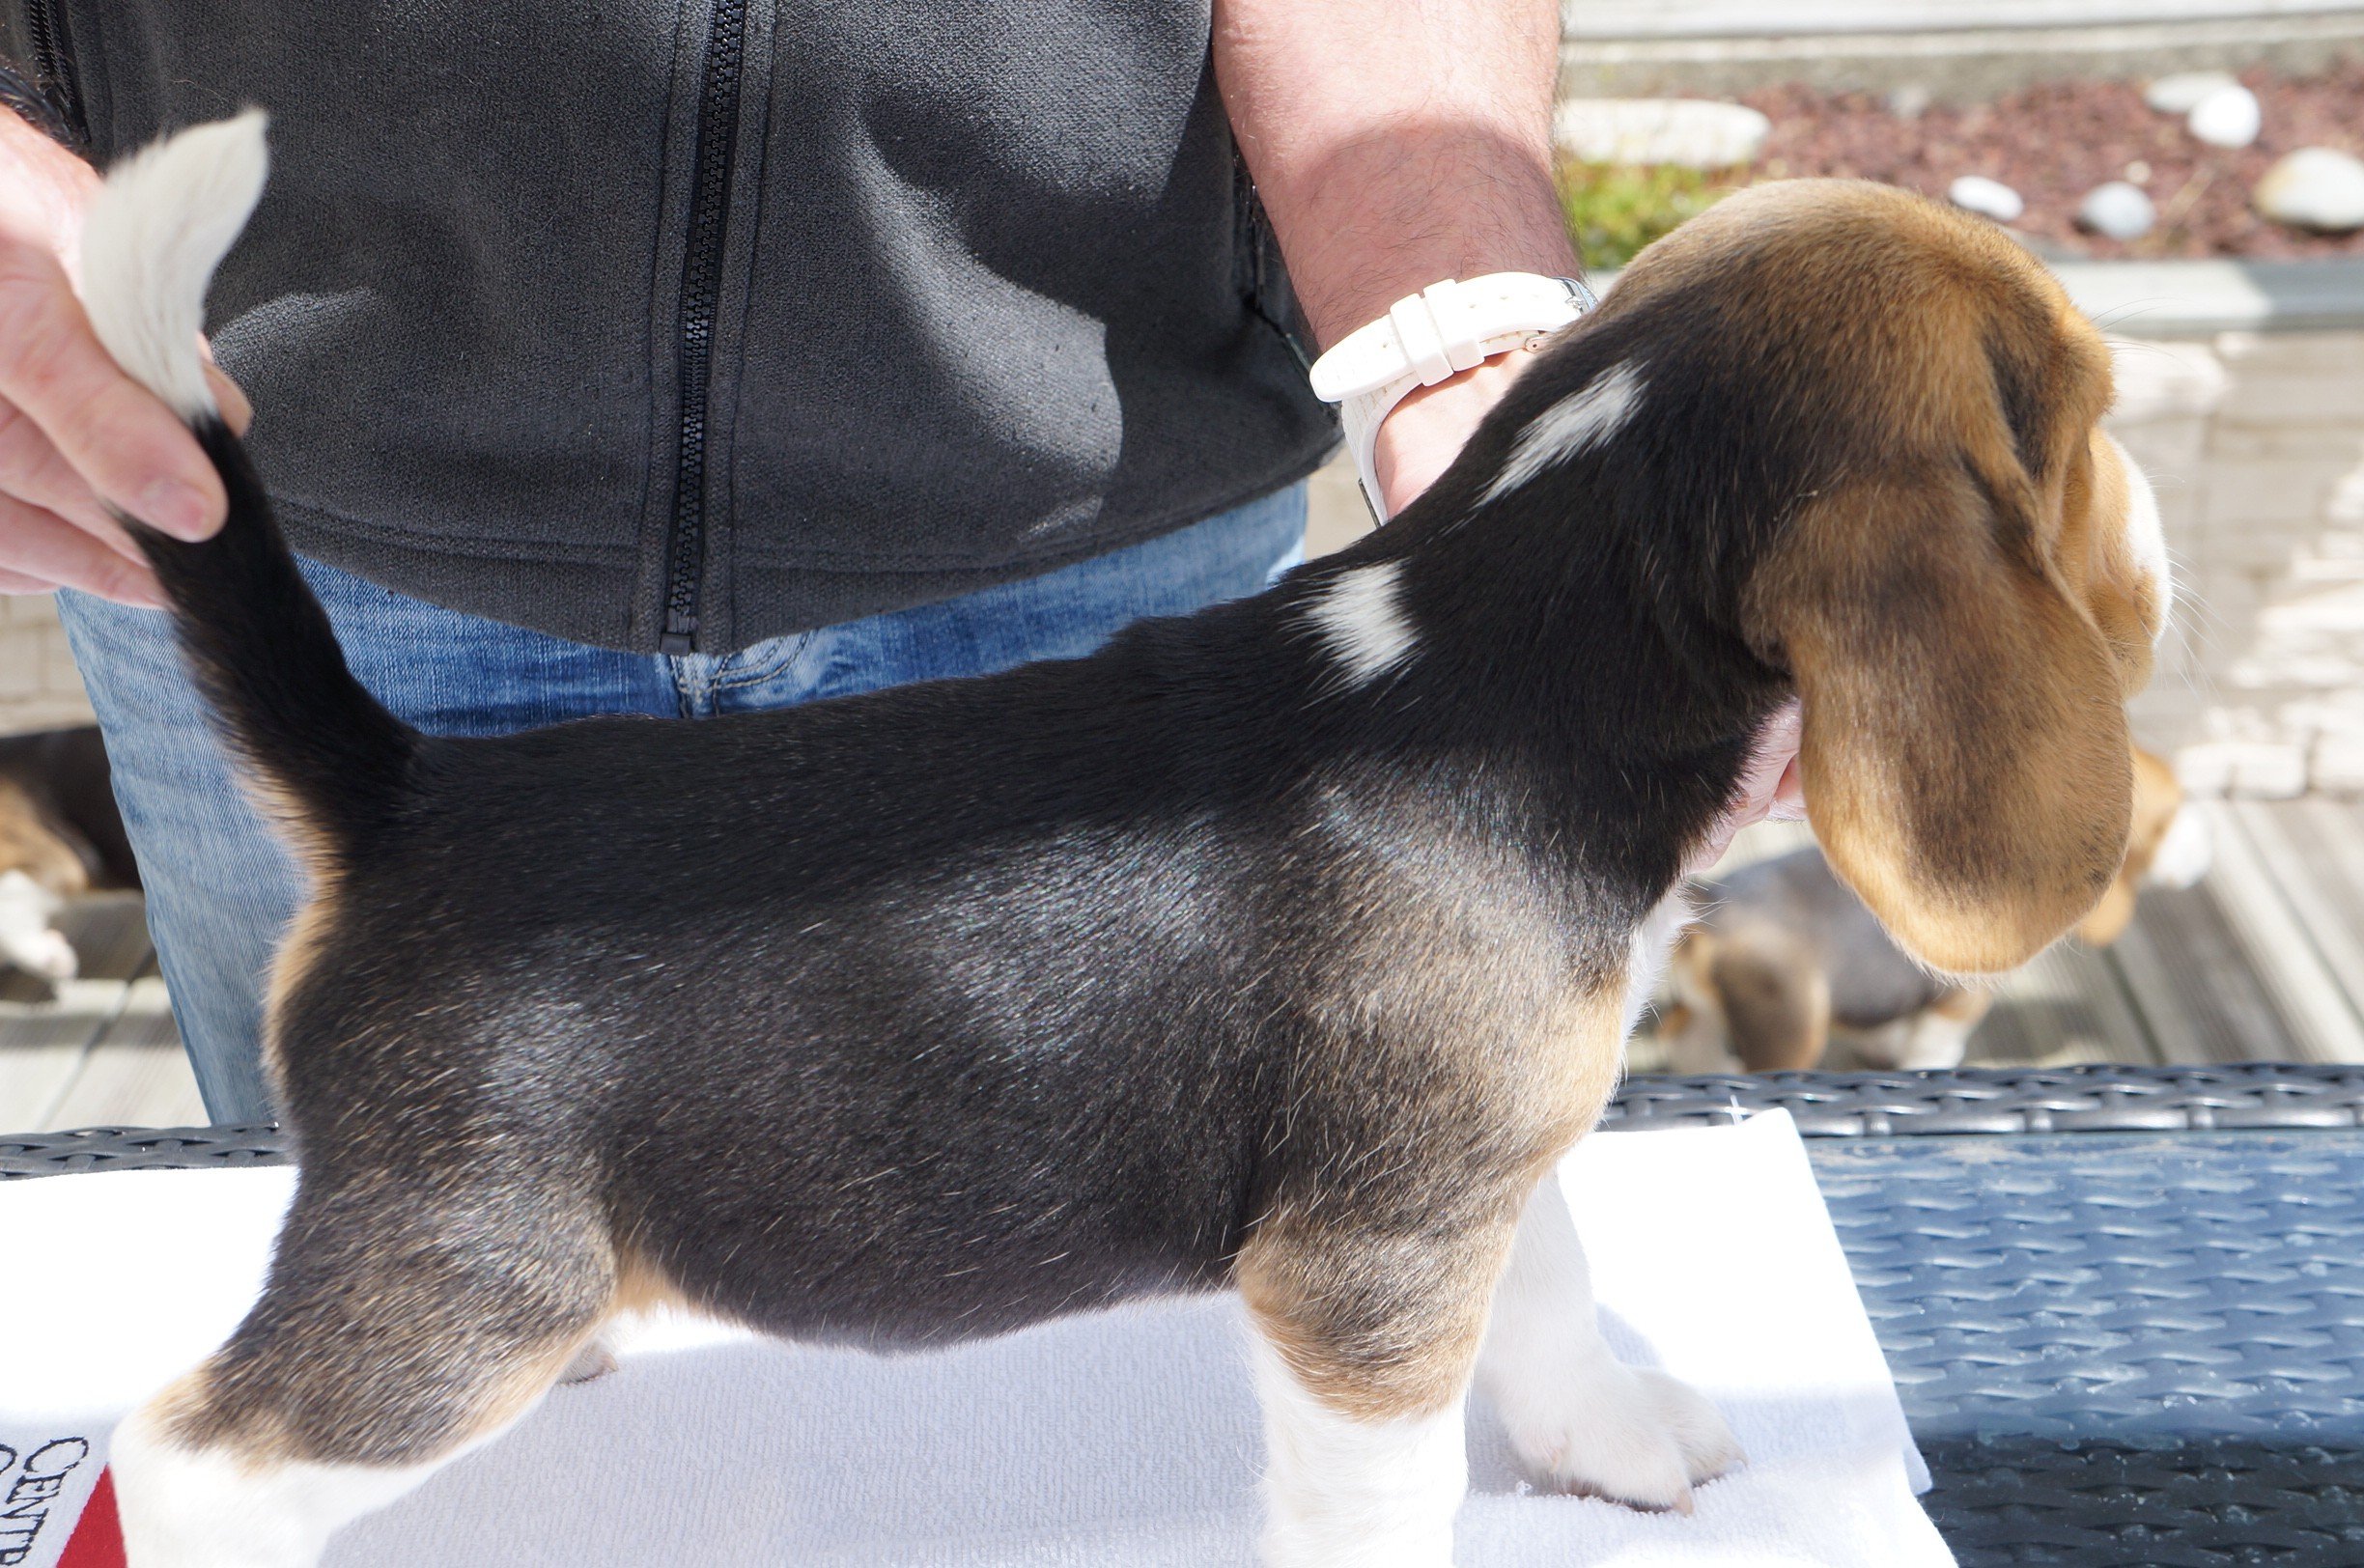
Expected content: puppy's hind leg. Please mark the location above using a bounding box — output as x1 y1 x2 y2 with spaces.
1475 1176 1742 1511
111 1178 614 1568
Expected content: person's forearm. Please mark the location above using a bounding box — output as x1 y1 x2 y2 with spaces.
1211 0 1576 353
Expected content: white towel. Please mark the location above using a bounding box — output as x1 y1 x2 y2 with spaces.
0 1109 1948 1566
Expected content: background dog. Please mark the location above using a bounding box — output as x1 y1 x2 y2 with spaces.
0 725 137 985
1661 746 2209 1074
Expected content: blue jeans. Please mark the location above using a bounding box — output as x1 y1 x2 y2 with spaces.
58 490 1305 1123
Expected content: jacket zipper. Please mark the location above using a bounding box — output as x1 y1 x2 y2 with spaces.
659 0 749 655
22 0 86 144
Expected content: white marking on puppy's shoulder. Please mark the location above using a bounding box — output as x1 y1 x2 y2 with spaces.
1482 360 1646 503
1304 560 1417 688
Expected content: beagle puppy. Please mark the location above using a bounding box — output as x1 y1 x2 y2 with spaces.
1663 747 2204 1074
0 725 138 984
96 116 2166 1567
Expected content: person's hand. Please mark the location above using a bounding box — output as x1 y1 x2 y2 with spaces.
1367 352 1534 520
1684 700 1807 877
0 109 248 607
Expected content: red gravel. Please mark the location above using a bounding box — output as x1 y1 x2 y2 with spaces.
1739 65 2364 260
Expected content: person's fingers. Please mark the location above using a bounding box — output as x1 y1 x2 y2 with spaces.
1370 356 1533 519
0 490 167 606
1767 756 1808 823
1682 701 1808 876
0 394 129 541
204 362 252 436
0 242 225 539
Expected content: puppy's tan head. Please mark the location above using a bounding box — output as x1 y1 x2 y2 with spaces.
1621 181 2169 973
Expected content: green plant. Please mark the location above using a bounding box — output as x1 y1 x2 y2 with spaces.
1558 160 1741 271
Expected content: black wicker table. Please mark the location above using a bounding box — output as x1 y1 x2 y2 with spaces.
12 1062 2364 1566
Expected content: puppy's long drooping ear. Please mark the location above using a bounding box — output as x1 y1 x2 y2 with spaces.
2075 745 2186 947
1754 462 2133 974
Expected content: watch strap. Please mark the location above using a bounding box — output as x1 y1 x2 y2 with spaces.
1309 272 1595 523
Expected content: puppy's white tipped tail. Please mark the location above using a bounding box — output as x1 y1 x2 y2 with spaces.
78 110 268 422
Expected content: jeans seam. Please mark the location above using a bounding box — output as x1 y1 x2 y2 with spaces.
711 630 816 693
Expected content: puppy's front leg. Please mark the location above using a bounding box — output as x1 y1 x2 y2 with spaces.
1475 1176 1743 1511
1240 1219 1507 1568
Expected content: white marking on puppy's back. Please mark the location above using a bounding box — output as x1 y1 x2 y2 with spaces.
79 111 269 421
1482 360 1645 503
1305 560 1417 687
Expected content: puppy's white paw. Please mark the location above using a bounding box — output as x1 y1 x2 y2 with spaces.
1 925 75 983
1495 1358 1743 1512
0 872 73 983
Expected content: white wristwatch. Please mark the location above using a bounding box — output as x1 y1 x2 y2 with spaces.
1308 271 1596 522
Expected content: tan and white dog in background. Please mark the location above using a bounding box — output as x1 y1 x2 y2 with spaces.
1663 746 2209 1074
0 726 138 985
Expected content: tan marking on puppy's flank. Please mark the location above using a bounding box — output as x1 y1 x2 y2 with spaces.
260 881 339 1096
609 1246 703 1323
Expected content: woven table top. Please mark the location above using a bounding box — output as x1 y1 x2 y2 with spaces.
1817 1129 2364 1566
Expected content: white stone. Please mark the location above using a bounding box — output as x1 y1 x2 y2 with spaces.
2234 743 2309 798
1553 98 1769 169
2315 734 2364 795
1947 175 2024 223
2187 84 2262 151
2078 181 2156 241
2145 70 2239 115
2174 743 2235 798
2255 147 2364 235
1885 83 1931 120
